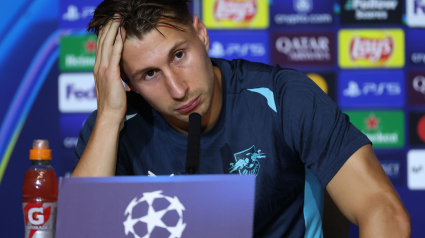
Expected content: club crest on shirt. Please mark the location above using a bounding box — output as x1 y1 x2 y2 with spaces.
229 145 265 176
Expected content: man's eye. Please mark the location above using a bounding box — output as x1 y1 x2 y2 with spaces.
146 70 155 77
175 51 184 59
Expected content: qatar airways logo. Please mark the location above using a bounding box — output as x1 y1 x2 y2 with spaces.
276 36 330 61
214 0 257 22
350 36 393 62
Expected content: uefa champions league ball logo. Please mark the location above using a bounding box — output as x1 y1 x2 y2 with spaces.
123 190 186 238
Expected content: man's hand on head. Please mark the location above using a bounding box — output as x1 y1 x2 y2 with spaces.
94 15 127 125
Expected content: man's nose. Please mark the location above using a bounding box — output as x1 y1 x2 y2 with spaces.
164 70 188 100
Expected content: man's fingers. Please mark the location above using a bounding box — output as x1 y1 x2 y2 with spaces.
110 27 125 68
96 20 114 69
101 20 121 68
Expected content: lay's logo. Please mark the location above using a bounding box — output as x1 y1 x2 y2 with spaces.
214 0 257 22
339 29 404 68
203 0 268 29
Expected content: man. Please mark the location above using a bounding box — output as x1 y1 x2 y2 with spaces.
72 0 411 237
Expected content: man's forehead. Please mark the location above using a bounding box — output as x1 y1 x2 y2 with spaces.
123 25 191 58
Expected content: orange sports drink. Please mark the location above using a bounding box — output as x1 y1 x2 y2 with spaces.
22 140 58 238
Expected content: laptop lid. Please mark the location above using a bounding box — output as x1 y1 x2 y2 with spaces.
56 175 255 238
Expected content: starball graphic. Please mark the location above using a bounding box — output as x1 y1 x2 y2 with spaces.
124 191 186 238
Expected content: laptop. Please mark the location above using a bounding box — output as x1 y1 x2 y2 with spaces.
56 175 255 238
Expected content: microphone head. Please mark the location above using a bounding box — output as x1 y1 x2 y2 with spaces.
186 113 201 174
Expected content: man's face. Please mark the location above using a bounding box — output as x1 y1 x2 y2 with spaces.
121 19 215 125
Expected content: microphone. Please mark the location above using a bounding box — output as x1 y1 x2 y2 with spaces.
185 113 201 174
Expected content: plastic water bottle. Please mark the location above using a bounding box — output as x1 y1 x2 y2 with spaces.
22 140 58 238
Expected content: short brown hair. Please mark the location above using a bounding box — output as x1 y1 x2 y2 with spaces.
87 0 192 39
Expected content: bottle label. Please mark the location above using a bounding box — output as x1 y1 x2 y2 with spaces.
23 202 57 238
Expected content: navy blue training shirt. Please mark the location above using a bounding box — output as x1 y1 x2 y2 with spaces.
76 58 371 237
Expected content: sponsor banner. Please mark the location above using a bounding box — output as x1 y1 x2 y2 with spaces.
202 0 269 29
376 152 404 186
60 114 90 150
208 30 269 64
408 71 425 106
304 73 336 101
272 31 335 67
408 112 425 146
340 0 402 25
408 149 425 190
339 70 405 108
60 0 99 29
338 29 404 68
407 0 425 27
59 73 97 113
60 35 96 71
345 111 405 148
406 29 425 66
271 0 334 26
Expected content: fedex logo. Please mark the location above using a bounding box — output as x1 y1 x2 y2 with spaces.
66 84 96 99
407 0 425 27
339 70 405 108
59 73 97 113
208 30 269 64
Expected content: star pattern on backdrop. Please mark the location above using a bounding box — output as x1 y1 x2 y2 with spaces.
365 113 380 131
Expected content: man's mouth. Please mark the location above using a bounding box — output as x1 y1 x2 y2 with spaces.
176 96 201 113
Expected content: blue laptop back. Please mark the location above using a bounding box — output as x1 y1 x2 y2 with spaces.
56 175 255 238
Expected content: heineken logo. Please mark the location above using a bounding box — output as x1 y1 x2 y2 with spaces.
84 38 96 53
60 35 97 71
345 111 404 148
365 113 380 130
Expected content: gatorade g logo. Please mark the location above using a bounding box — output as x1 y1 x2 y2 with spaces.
214 0 257 22
23 202 56 238
28 207 44 225
350 37 393 63
339 29 404 68
203 0 269 29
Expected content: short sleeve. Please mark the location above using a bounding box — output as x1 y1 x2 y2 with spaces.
274 68 371 188
74 110 131 176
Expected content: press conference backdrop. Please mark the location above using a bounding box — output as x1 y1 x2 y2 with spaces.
0 0 424 237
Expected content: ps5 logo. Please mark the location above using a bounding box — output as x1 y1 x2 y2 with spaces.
62 5 96 22
294 0 312 13
209 41 265 58
343 81 401 98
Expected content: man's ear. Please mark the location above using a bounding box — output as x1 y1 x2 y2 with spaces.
192 14 209 53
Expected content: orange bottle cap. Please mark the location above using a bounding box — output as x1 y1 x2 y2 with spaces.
29 140 52 160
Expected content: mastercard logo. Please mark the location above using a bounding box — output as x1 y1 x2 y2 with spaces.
307 73 328 94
